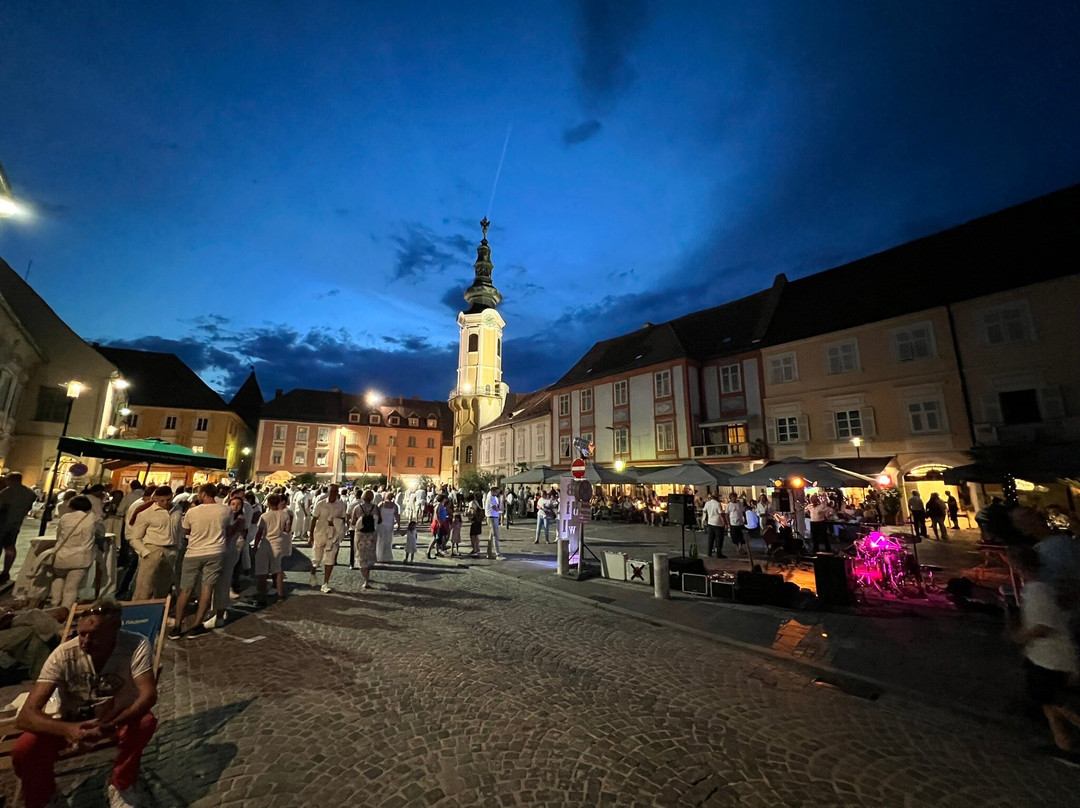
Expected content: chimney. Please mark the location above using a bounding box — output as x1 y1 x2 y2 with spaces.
751 273 788 344
274 389 283 399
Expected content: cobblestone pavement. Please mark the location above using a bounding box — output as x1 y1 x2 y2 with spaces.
5 550 1080 807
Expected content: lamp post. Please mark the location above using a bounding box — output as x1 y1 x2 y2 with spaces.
241 446 252 482
851 436 862 459
363 391 382 480
39 381 83 535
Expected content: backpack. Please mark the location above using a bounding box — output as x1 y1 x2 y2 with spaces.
359 503 376 533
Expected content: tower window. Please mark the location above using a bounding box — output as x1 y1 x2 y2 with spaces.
468 333 478 352
465 446 474 464
497 339 502 357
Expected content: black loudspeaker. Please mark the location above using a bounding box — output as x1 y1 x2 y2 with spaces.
736 571 785 605
667 493 696 526
814 554 854 608
669 556 706 589
772 489 793 512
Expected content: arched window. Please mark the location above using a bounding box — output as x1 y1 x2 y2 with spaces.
465 445 474 464
485 384 492 394
467 333 478 352
497 338 502 357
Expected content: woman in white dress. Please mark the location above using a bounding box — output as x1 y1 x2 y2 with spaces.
376 494 399 562
48 495 104 607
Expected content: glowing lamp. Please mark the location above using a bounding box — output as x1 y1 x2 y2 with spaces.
876 474 892 486
790 476 804 489
614 460 625 472
119 407 131 417
773 479 783 488
242 447 252 456
65 380 84 399
112 378 129 390
0 197 22 217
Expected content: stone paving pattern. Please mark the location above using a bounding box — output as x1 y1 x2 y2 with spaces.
6 542 1079 808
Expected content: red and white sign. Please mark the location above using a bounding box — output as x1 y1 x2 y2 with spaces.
570 458 587 479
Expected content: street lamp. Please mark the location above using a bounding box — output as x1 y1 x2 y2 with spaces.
851 436 862 459
614 460 626 472
363 391 382 475
39 380 84 535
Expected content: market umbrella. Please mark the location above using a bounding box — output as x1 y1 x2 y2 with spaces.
727 457 877 488
636 460 735 487
500 465 561 484
584 464 638 485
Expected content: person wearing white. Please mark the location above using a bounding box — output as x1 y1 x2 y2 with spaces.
127 486 182 601
484 487 504 559
171 484 231 638
310 484 347 592
376 495 398 563
255 494 292 599
725 493 746 552
535 493 554 544
702 493 727 557
48 497 104 607
291 487 311 539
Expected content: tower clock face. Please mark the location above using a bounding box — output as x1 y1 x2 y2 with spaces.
482 311 497 327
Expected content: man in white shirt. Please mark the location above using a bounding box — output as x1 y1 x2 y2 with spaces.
13 599 157 808
291 486 311 539
128 486 182 600
725 493 747 551
535 492 554 544
310 484 347 592
484 487 503 560
702 493 727 558
808 494 836 554
170 484 231 638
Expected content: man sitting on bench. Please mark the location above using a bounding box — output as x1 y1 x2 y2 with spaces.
13 598 157 808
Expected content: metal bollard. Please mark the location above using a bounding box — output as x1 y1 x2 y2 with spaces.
557 538 570 577
653 553 670 599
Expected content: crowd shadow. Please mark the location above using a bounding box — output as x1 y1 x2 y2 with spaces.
60 699 252 807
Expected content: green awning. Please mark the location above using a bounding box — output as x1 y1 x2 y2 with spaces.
56 437 227 470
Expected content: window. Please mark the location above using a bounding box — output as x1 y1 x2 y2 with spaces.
315 450 328 467
296 426 308 442
719 364 742 394
834 410 863 439
1000 389 1041 424
425 457 435 468
536 428 546 457
482 438 492 464
367 453 377 467
613 380 628 406
515 431 525 458
271 449 284 465
894 324 935 362
192 446 204 454
427 418 437 428
498 433 507 460
273 424 287 442
344 455 357 469
655 370 672 398
317 427 330 444
294 448 307 465
406 456 416 468
34 386 69 423
407 436 416 448
195 417 209 432
369 414 381 425
580 431 593 452
128 412 139 428
614 426 629 455
164 416 178 430
465 446 474 464
349 412 360 423
656 422 676 452
468 333 479 352
722 423 748 445
826 340 859 374
559 435 571 458
982 303 1031 345
558 394 570 416
497 338 502 357
908 401 943 434
368 433 378 446
426 437 435 449
409 417 419 427
580 388 593 412
772 416 802 443
769 353 797 385
389 415 400 425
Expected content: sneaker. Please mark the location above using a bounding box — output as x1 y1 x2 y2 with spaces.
309 572 318 586
186 624 211 639
203 616 222 630
229 590 242 600
167 626 183 640
320 583 333 593
495 555 505 560
106 782 137 808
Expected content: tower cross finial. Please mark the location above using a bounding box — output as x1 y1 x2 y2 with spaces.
480 217 490 240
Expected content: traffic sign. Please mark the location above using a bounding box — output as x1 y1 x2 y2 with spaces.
570 458 587 479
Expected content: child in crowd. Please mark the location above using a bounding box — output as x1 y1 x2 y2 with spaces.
450 512 463 557
404 520 418 564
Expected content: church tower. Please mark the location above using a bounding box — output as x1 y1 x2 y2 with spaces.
449 218 508 482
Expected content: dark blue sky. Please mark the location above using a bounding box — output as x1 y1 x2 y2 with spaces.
3 1 1080 401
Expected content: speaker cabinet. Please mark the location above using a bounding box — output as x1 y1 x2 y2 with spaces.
666 493 697 527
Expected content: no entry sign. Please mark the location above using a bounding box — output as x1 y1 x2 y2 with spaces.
570 458 587 479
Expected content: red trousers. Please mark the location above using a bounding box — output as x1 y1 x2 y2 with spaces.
13 712 157 808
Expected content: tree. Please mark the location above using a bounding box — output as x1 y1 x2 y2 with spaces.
457 469 498 496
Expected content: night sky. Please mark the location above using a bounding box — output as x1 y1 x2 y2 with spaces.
3 1 1080 402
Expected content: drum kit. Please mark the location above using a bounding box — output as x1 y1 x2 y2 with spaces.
850 530 935 596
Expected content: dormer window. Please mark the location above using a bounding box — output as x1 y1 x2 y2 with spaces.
408 417 419 427
427 418 437 428
369 414 381 425
389 416 400 426
349 412 360 423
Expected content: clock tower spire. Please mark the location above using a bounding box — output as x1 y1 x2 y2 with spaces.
449 218 508 482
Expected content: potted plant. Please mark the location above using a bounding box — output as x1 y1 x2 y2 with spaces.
880 488 902 525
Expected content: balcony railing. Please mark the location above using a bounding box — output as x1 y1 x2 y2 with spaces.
692 442 750 459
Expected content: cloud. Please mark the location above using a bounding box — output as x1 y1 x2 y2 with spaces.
563 119 603 145
440 285 464 312
317 288 341 299
104 322 459 400
391 222 474 280
573 0 649 111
